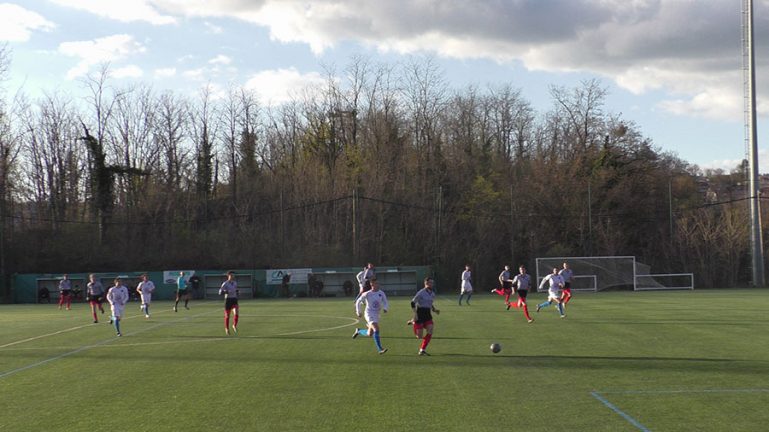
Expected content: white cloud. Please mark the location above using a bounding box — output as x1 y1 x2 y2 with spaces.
208 54 232 65
182 67 206 81
700 149 769 174
154 67 177 78
0 3 55 42
244 67 325 105
58 34 146 79
204 21 223 34
147 1 769 122
50 0 176 25
112 64 143 78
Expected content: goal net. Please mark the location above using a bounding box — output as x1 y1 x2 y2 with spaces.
535 256 694 291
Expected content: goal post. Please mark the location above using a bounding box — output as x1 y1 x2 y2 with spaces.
634 273 695 291
535 256 694 292
535 256 637 292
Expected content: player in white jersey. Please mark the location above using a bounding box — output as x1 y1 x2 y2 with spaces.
136 273 155 318
106 277 129 336
58 274 72 310
559 262 574 307
354 263 376 301
458 265 473 306
219 271 239 335
352 278 389 354
536 268 565 318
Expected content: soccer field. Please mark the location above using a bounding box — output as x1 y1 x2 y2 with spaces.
2 290 769 432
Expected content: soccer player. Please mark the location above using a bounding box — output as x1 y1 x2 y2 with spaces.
509 265 534 323
354 263 376 301
491 265 514 308
57 274 72 310
86 273 105 323
106 277 129 336
559 262 574 307
136 273 155 319
352 277 389 354
536 267 565 318
411 277 440 356
174 271 190 312
458 265 473 305
219 271 239 336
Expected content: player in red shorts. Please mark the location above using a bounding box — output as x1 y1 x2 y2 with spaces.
410 277 440 356
509 265 534 323
559 262 574 307
491 265 514 308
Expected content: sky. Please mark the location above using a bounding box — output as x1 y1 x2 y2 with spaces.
1 0 769 172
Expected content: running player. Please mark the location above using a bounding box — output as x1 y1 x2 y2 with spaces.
57 274 72 310
352 277 389 354
174 271 190 312
354 263 376 301
458 265 473 306
136 273 155 319
509 265 534 323
86 273 105 323
536 267 565 318
411 277 440 356
559 262 574 307
219 271 239 335
491 265 514 308
106 277 129 336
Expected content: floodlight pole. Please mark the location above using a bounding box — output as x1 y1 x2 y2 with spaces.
745 0 765 287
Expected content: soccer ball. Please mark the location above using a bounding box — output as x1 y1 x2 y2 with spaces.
490 343 501 354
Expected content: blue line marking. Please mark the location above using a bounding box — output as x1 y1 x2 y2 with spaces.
590 391 651 432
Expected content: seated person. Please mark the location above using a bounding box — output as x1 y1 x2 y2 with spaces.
38 286 50 303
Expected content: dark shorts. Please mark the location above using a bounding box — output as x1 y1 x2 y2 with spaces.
87 294 103 303
415 307 433 324
516 289 528 299
564 282 572 289
176 289 188 297
224 298 239 311
502 281 513 289
60 290 71 297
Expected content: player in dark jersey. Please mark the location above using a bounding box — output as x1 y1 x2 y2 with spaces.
411 277 440 356
86 273 105 323
219 271 239 335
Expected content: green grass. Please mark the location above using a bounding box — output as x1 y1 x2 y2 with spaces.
2 290 769 431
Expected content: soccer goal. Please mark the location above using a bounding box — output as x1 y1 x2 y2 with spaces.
535 256 694 292
536 256 637 292
634 273 695 291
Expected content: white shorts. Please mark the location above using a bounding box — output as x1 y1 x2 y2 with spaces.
111 304 125 318
140 294 152 305
547 290 560 302
364 311 380 326
461 281 473 294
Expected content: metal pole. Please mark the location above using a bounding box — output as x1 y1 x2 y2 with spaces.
668 179 674 244
746 0 765 286
352 188 357 262
587 181 593 256
510 184 515 265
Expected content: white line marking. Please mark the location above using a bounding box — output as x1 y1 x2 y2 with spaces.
0 309 219 379
0 324 93 349
0 308 178 350
599 388 769 395
590 391 651 432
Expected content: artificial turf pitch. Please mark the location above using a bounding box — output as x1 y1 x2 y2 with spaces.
2 289 769 432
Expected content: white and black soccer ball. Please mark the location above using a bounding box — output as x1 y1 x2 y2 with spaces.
490 343 501 354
